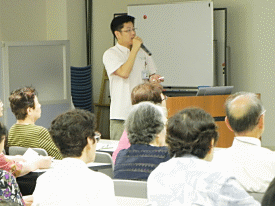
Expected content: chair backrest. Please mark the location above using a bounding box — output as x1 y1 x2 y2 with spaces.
94 151 114 178
116 196 148 206
113 179 147 198
9 146 48 156
247 192 265 203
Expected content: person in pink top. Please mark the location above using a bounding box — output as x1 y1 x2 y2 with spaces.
112 83 167 164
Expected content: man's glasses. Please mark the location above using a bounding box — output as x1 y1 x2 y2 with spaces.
259 109 266 118
120 28 137 33
94 131 101 143
257 109 266 123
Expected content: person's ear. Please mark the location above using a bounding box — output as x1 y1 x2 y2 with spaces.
114 30 121 39
258 114 265 130
225 116 234 132
87 137 95 146
27 107 32 115
208 138 215 152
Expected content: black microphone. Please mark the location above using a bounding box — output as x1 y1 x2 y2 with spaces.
141 44 152 56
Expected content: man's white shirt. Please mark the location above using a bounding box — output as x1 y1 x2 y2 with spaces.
32 158 116 206
103 43 157 120
147 155 260 205
213 137 275 192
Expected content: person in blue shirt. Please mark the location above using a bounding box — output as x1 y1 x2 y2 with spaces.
114 102 170 181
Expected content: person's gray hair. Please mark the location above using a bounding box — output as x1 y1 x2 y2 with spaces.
225 92 265 133
126 102 167 145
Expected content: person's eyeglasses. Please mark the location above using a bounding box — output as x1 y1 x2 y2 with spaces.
162 95 168 101
259 109 266 119
94 132 101 143
257 109 266 122
120 28 137 33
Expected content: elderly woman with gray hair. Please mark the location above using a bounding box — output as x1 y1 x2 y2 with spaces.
114 102 170 181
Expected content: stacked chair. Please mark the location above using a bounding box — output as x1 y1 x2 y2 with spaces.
71 65 93 112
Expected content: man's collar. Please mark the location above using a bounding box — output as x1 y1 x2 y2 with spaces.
116 42 130 53
234 136 261 147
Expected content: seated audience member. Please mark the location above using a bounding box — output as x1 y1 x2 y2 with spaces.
147 107 260 205
213 92 275 192
7 87 62 159
0 123 51 177
262 177 275 206
0 170 25 206
114 102 170 181
112 82 166 164
32 109 116 206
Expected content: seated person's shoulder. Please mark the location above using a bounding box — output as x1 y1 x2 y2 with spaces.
115 149 128 162
35 126 50 135
88 168 113 185
260 146 275 154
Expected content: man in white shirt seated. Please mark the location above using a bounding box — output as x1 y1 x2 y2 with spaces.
213 92 275 193
147 107 259 205
32 109 116 206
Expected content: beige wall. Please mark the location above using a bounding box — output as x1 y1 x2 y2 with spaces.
0 0 86 66
93 0 275 147
212 0 275 148
46 0 68 40
66 0 87 67
0 0 47 41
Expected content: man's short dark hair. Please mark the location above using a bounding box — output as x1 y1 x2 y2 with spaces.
225 92 264 133
9 86 37 120
110 15 135 37
167 107 218 159
131 83 163 105
49 109 96 158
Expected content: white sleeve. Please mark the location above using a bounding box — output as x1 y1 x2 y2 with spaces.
31 176 43 206
94 175 117 205
219 177 261 206
103 49 125 77
146 55 157 75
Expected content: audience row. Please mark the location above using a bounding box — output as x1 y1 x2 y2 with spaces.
0 84 274 205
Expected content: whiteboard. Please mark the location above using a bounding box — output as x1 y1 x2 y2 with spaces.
128 2 213 87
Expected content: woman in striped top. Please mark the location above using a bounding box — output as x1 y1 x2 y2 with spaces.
7 87 62 159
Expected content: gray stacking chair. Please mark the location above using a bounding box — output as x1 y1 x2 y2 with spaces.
9 146 48 156
113 179 147 198
94 151 114 178
113 179 148 206
247 192 265 203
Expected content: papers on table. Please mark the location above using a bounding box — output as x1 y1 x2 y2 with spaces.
23 148 40 161
96 140 119 152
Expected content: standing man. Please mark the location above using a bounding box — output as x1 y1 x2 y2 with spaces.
103 15 163 140
213 92 275 193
